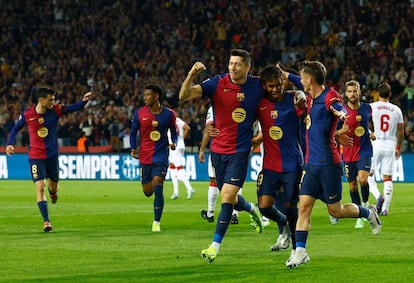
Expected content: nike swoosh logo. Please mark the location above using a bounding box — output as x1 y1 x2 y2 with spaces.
143 117 149 120
29 117 37 121
260 106 268 110
328 194 338 200
230 177 240 182
224 88 231 92
219 221 229 224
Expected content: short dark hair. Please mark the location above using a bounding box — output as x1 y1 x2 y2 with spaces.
36 86 57 100
260 65 282 82
378 82 391 98
230 49 251 66
301 60 326 85
144 84 164 101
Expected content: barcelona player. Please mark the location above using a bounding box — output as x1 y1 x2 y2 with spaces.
281 61 382 269
6 86 92 232
180 49 263 264
340 80 373 228
255 65 306 262
130 85 177 232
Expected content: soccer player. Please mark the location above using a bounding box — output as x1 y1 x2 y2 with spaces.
5 86 92 232
168 116 195 200
199 106 218 223
255 65 306 260
368 83 404 216
281 61 382 269
180 49 263 264
130 85 177 232
199 106 242 224
340 80 374 228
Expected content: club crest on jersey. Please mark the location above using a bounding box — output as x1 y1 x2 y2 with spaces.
270 110 278 119
152 120 158 127
236 92 245 101
38 117 45 124
356 115 362 122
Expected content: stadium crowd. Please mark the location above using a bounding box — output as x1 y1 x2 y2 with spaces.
1 0 414 152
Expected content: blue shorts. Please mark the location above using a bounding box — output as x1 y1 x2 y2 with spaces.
344 157 371 182
29 157 59 183
257 169 300 204
140 162 168 185
211 152 249 189
300 163 343 204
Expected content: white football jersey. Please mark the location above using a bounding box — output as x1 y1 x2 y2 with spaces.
206 105 214 124
370 101 403 150
168 117 187 150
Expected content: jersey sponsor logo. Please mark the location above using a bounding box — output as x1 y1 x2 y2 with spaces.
37 127 48 138
150 130 161 141
354 126 365 137
269 125 283 140
232 108 246 123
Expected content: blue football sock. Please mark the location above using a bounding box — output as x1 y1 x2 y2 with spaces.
361 183 370 203
286 207 298 249
153 184 164 222
295 230 308 249
358 206 370 218
259 206 287 224
213 203 233 243
233 194 250 212
350 191 361 206
37 201 49 222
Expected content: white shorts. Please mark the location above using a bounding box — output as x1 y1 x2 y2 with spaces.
169 147 185 167
207 154 216 178
370 149 395 176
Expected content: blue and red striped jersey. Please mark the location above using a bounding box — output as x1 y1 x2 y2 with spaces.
257 93 304 172
7 101 87 159
305 87 344 165
130 106 177 164
200 74 263 154
340 103 373 162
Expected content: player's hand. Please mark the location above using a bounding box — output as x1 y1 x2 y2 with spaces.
189 62 206 76
130 149 139 159
336 132 353 147
251 133 263 152
82 91 93 101
169 144 176 150
206 124 219 138
292 90 306 108
276 63 289 81
369 132 376 141
5 145 15 156
198 151 205 163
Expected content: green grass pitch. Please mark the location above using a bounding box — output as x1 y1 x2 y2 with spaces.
0 180 413 282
